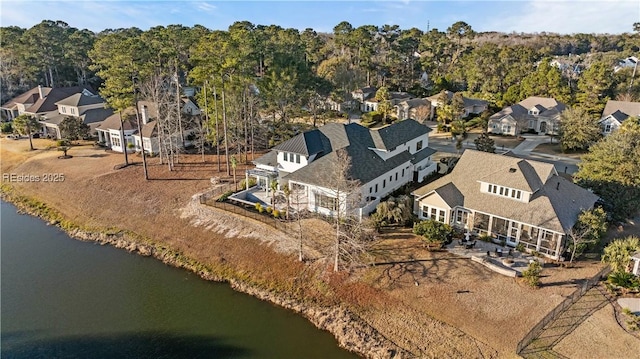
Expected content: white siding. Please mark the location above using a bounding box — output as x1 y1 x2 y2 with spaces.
277 151 308 173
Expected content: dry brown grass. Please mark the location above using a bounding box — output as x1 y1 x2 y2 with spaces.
2 136 636 358
532 142 586 159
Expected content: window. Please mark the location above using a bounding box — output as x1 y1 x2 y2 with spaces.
315 193 337 211
375 184 378 192
295 154 300 163
438 210 446 222
474 212 490 231
422 206 429 217
389 175 392 182
430 208 437 220
416 140 423 151
60 106 66 114
402 169 405 177
369 187 372 193
395 173 398 181
283 152 288 161
516 191 521 199
510 189 517 198
111 135 121 147
71 107 76 115
383 179 386 188
499 187 504 196
488 184 493 193
604 124 612 133
492 217 508 237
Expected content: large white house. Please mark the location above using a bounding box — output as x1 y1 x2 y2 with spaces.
412 150 599 260
488 96 566 136
599 100 640 135
248 119 438 218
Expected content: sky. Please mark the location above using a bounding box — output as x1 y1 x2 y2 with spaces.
1 0 638 35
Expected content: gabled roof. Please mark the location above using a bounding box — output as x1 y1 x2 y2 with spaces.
97 111 138 131
490 97 565 122
140 120 158 138
518 96 562 110
55 92 105 107
1 86 52 109
81 108 114 124
413 150 598 233
601 100 640 120
24 86 95 114
397 98 429 109
253 150 278 168
273 128 329 156
370 119 432 151
426 91 487 109
280 120 431 187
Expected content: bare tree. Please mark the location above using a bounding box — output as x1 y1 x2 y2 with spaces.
326 149 371 271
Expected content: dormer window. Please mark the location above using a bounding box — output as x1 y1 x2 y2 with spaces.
486 183 522 200
283 152 288 161
528 107 540 115
60 106 66 114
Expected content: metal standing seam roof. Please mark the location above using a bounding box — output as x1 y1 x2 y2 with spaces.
413 149 598 233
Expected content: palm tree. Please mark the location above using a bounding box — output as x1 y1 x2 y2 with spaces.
602 236 640 272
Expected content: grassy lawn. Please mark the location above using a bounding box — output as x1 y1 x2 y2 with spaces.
533 142 587 159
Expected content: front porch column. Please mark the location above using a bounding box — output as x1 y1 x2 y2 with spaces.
245 171 249 191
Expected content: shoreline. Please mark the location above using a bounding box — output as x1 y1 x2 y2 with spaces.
0 185 408 359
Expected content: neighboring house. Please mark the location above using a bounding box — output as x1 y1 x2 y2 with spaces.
395 98 431 121
599 100 640 135
129 99 201 154
614 56 638 73
488 96 566 136
248 119 437 218
363 91 414 113
351 86 377 103
42 91 112 139
412 150 599 260
1 86 51 120
96 111 139 153
425 91 488 120
1 85 111 139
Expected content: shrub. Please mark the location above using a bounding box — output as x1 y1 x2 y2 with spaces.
478 234 492 242
522 261 542 287
56 139 70 147
1 122 13 134
272 209 280 218
240 178 257 189
255 203 263 212
266 206 273 214
607 271 640 289
217 190 233 202
516 243 526 252
413 220 452 245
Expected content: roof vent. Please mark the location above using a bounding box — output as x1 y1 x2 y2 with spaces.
556 182 560 190
509 168 517 173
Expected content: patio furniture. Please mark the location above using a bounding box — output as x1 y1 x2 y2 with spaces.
464 240 476 249
495 248 503 257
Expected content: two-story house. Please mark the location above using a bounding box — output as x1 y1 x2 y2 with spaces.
488 96 566 136
248 119 437 218
599 100 640 135
1 85 112 139
412 150 599 260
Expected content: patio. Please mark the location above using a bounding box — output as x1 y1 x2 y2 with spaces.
445 239 541 276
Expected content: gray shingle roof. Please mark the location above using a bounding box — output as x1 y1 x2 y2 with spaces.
601 100 640 120
55 93 105 107
81 108 113 124
413 150 598 233
411 146 437 164
253 150 278 167
370 119 432 151
24 86 95 114
281 120 429 187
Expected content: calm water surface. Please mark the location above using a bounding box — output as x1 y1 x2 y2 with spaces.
1 201 359 358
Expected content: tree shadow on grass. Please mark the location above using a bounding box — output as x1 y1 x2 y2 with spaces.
1 331 250 359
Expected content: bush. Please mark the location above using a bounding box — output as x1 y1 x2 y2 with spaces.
516 243 526 252
272 209 280 218
266 206 273 214
478 234 492 242
255 203 263 212
217 190 233 202
522 261 542 287
56 139 70 147
240 178 257 189
1 122 13 134
413 220 452 244
607 271 640 289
